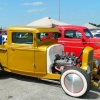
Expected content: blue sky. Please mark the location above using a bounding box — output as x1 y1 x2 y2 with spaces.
0 0 100 29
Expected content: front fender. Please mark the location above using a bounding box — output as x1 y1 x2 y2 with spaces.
47 44 64 73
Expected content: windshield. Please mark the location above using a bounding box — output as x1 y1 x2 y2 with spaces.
37 32 58 42
84 29 93 38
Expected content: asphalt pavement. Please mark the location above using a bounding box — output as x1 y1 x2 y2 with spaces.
0 70 100 100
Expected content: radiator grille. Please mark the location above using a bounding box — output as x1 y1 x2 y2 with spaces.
88 50 93 71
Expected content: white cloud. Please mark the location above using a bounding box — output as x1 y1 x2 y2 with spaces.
0 2 8 5
28 8 46 13
21 2 43 6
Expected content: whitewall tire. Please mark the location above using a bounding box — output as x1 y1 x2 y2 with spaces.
60 67 91 97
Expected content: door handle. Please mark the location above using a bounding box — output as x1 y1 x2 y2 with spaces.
9 46 12 49
62 43 65 45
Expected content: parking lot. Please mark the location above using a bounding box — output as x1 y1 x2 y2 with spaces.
0 70 100 100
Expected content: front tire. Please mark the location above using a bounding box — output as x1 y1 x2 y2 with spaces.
60 67 91 97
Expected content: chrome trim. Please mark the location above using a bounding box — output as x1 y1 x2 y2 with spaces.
61 41 100 44
86 66 91 74
95 60 99 68
63 46 83 48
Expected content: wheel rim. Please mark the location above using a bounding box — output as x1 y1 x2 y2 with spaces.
64 73 84 93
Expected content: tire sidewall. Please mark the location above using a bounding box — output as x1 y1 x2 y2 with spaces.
60 67 90 97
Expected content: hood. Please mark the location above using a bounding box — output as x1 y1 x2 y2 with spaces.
89 37 100 49
94 49 100 60
89 37 100 43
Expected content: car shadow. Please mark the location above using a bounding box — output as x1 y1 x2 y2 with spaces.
0 70 100 99
77 85 100 99
82 92 99 99
0 70 60 87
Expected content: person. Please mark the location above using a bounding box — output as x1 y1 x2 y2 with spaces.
0 34 2 44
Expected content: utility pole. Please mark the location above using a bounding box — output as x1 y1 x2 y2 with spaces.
59 0 60 21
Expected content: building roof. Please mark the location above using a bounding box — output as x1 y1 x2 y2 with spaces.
26 17 69 28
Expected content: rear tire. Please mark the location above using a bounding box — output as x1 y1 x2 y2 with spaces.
60 67 91 97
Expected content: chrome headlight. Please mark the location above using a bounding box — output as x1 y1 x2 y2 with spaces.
86 66 91 74
94 59 99 68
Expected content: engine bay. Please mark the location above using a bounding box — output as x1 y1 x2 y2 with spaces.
52 51 82 74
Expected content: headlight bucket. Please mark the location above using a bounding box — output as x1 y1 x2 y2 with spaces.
94 59 99 68
86 66 91 74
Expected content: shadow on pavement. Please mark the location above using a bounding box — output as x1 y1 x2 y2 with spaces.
79 85 100 99
0 70 100 99
82 91 99 99
0 70 60 87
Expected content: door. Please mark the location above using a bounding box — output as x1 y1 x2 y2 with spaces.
62 30 87 56
8 32 35 73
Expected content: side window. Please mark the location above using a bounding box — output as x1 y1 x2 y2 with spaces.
37 32 58 42
64 30 82 38
12 32 33 44
37 32 49 42
76 31 82 38
64 30 76 38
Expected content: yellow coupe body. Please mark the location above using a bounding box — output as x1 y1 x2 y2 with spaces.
0 26 99 98
0 26 62 79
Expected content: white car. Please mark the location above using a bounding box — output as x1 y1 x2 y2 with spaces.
91 31 100 37
2 32 7 43
93 33 100 38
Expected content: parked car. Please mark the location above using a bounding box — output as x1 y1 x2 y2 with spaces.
55 25 100 60
55 25 100 76
0 26 99 98
94 33 100 38
0 30 7 43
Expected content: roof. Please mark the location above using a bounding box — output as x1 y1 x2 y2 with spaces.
7 26 59 33
55 25 87 30
26 17 69 28
83 23 100 30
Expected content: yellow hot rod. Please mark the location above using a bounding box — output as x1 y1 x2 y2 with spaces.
0 26 100 97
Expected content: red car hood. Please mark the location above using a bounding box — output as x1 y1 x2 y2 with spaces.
89 37 100 43
89 37 100 59
94 49 100 60
89 37 100 49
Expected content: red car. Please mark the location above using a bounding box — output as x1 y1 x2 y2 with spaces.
55 25 100 58
55 25 100 74
0 30 7 34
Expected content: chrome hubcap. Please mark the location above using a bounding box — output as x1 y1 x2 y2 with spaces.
64 73 83 93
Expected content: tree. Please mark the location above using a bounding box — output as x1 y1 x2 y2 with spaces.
97 24 100 27
89 22 100 27
89 22 97 26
